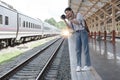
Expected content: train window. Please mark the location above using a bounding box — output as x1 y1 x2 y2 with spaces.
31 23 33 28
33 24 34 28
0 15 3 24
26 22 28 28
35 24 36 28
37 25 39 29
39 25 41 29
19 18 21 27
36 25 38 29
32 23 33 28
5 16 9 25
31 23 32 28
38 25 40 29
34 24 36 28
23 21 25 27
34 24 35 28
29 22 30 28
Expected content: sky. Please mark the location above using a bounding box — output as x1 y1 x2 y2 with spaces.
2 0 68 22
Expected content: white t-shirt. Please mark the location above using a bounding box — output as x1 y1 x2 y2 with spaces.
69 13 85 31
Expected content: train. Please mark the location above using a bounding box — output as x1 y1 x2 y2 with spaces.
0 1 60 48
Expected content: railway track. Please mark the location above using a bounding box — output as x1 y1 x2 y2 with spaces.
0 38 64 80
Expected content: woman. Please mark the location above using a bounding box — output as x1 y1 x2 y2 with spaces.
62 7 91 72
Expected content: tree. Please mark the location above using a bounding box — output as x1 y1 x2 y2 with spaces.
57 21 66 29
44 18 66 29
45 18 57 26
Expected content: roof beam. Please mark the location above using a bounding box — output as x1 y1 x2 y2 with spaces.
99 0 120 11
83 0 99 17
89 0 112 18
108 0 120 11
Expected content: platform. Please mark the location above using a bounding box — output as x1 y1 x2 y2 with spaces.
68 35 120 80
89 39 120 80
68 36 102 80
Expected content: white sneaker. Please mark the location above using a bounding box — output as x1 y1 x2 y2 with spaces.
76 66 81 72
81 66 91 71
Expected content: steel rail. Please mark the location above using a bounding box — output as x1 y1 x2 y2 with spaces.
35 38 64 80
0 38 61 80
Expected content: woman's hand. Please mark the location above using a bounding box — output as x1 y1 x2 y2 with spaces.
70 19 80 25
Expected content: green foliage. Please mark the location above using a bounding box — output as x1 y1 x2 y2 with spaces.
57 21 66 29
45 18 57 26
45 18 66 29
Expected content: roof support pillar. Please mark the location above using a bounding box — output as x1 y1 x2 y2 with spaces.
112 2 116 44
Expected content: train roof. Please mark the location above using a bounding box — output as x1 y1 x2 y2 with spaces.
0 1 17 11
0 1 43 23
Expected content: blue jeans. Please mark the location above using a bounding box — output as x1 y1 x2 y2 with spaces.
74 29 91 67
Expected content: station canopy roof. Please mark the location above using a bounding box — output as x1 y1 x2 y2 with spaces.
68 0 111 19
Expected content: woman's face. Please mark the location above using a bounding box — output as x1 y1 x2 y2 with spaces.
65 10 73 19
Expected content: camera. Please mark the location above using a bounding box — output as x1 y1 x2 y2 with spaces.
61 14 66 19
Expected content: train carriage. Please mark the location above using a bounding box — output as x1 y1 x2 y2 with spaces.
0 1 60 48
17 13 43 43
0 2 18 47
